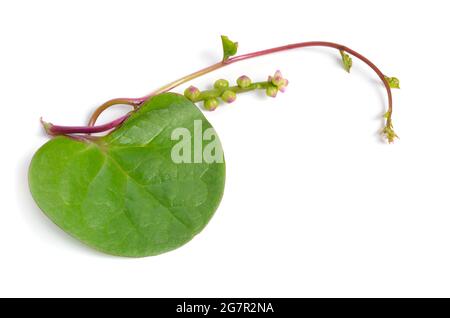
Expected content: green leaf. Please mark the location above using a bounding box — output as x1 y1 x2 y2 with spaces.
384 76 400 89
221 35 238 61
339 50 352 73
29 93 226 257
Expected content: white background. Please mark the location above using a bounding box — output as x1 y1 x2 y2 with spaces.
1 0 449 297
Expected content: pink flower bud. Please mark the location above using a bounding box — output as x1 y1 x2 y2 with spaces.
221 90 236 103
278 79 289 93
184 85 201 101
204 98 219 111
236 75 252 88
266 85 278 98
271 70 284 87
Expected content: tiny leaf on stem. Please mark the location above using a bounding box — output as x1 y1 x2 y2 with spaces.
221 35 238 61
340 50 352 73
384 76 400 89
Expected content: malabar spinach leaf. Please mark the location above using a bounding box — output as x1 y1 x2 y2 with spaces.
29 93 226 257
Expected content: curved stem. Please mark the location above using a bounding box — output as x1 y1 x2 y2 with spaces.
148 62 225 98
145 41 392 119
49 41 394 136
87 63 224 126
87 97 144 127
228 42 392 116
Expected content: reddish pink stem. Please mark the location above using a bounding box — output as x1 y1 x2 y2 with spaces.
227 41 392 114
44 41 393 135
43 114 130 135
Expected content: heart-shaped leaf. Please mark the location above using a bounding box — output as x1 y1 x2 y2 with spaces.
29 93 226 257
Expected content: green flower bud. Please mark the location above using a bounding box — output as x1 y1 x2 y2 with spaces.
221 90 236 103
266 85 278 98
214 79 229 90
184 85 201 101
236 75 251 88
204 98 219 111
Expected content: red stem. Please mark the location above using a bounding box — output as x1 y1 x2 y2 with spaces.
45 41 393 135
45 114 130 135
227 41 392 115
